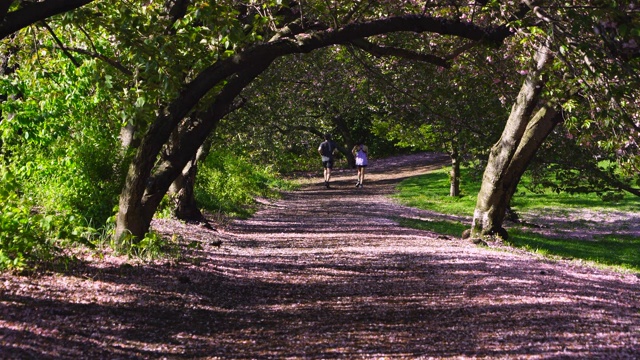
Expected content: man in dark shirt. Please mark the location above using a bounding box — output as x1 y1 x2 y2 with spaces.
318 133 336 188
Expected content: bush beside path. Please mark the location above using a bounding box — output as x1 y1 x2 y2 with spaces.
1 153 639 358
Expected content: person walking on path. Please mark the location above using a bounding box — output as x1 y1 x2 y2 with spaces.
318 133 337 188
352 141 368 188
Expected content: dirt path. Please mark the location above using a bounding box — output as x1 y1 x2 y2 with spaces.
1 153 639 359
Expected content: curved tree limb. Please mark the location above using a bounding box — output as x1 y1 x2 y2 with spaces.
129 13 519 177
350 38 450 68
116 13 527 240
0 0 94 40
64 47 133 76
41 20 81 67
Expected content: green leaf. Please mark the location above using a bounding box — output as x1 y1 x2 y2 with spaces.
135 96 146 108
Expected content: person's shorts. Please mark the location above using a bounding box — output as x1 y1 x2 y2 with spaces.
356 165 367 169
322 160 334 169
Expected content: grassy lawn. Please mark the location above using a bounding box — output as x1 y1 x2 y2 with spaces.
394 167 640 273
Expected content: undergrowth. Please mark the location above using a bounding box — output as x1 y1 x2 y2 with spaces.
0 148 296 270
195 149 296 218
0 172 96 270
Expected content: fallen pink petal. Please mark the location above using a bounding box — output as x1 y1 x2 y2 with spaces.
1 154 638 359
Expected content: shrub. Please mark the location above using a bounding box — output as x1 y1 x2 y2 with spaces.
195 149 293 216
0 172 94 270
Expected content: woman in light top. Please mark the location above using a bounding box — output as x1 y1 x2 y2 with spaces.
352 141 368 188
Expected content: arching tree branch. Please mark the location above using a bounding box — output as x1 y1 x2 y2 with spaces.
0 0 94 40
117 13 529 240
350 38 450 68
64 47 133 76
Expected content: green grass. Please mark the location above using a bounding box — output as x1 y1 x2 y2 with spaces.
393 170 478 216
394 167 640 214
507 230 640 271
394 167 640 273
395 217 468 238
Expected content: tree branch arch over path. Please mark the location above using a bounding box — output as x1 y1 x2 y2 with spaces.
115 12 522 241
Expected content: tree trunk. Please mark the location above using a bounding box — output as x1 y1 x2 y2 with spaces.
115 62 271 241
331 114 356 167
470 39 556 240
169 139 214 227
119 122 138 149
449 138 460 197
115 152 159 241
169 155 203 222
335 143 356 167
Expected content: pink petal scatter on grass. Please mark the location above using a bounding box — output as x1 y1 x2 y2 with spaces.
0 153 638 359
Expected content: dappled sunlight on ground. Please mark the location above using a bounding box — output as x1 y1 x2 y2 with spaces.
1 152 638 358
519 207 640 240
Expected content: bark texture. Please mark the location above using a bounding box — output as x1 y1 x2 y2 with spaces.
115 62 271 240
470 40 559 239
449 139 460 197
169 139 213 226
169 157 205 223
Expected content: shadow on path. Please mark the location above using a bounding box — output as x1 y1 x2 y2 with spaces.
1 152 639 359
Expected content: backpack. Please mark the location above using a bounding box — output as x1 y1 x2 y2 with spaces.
320 141 334 157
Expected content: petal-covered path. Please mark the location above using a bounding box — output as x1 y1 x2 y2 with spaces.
1 153 639 359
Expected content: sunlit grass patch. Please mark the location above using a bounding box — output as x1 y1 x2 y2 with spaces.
394 166 640 214
396 216 640 273
395 217 468 238
394 166 640 273
506 230 640 272
393 170 477 216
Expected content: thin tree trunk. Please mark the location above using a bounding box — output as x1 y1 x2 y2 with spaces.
115 150 159 241
332 114 356 167
334 142 356 167
449 137 460 197
119 122 137 149
169 154 203 222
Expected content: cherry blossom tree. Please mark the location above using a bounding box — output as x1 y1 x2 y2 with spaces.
469 1 640 240
113 1 518 241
